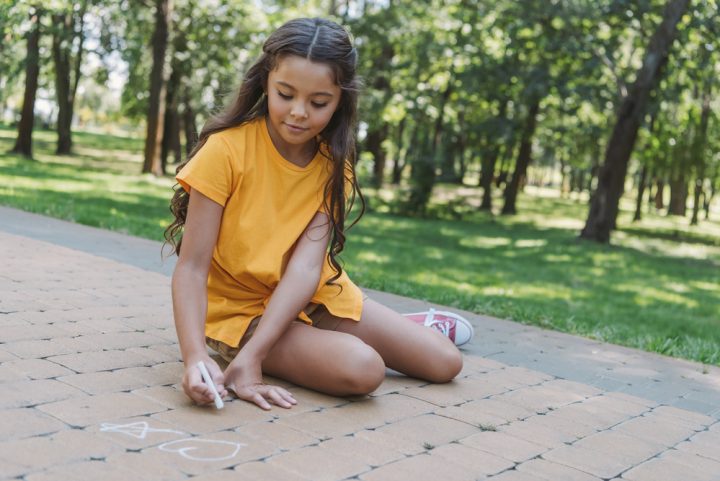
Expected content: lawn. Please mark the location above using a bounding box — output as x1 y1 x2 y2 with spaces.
2 124 719 366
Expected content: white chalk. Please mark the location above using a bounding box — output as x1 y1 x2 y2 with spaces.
197 361 224 409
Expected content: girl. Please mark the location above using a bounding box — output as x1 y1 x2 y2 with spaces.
165 17 467 411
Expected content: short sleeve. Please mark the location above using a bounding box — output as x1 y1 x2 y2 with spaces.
176 134 239 207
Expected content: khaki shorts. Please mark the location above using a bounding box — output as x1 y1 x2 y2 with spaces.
205 301 352 364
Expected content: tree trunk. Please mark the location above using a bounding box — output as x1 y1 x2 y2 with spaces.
690 179 703 225
406 79 452 215
183 94 197 156
655 179 665 209
667 172 688 216
501 98 540 215
142 0 173 175
366 124 388 188
580 0 689 242
479 99 509 210
390 117 407 185
10 7 42 159
161 65 181 171
633 165 648 222
52 1 87 155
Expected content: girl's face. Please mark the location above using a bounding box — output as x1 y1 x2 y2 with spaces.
266 55 342 162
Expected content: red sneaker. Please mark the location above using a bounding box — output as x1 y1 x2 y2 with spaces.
403 308 474 346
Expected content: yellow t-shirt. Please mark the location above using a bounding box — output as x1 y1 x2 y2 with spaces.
176 117 363 347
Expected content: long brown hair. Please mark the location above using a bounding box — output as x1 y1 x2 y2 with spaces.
164 17 364 284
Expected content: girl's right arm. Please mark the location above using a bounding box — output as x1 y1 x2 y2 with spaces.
171 188 229 405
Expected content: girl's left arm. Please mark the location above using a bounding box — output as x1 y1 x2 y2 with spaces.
224 211 331 409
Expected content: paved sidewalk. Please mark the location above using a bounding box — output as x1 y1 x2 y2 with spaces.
1 206 719 481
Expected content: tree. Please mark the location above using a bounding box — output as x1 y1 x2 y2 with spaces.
10 5 42 159
142 0 173 175
580 0 691 243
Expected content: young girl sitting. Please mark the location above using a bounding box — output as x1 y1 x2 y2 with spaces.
165 17 469 411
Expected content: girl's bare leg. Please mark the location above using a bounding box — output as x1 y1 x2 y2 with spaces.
315 298 463 383
259 321 386 396
257 299 462 397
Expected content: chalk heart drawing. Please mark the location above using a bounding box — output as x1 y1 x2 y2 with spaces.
158 438 246 462
99 422 245 462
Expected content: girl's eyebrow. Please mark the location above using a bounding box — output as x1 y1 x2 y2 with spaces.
275 80 334 97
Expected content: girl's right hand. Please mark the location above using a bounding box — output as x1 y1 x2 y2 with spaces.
182 357 229 405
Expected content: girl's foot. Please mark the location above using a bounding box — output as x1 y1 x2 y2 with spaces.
403 308 474 346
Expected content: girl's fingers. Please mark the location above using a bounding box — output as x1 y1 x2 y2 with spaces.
250 391 272 410
266 388 291 408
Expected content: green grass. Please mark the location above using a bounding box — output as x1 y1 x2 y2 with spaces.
1 124 719 366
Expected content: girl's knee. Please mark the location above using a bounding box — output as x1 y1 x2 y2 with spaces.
427 345 463 383
343 344 385 395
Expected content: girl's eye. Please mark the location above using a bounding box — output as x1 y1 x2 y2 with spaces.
278 92 292 100
311 102 328 108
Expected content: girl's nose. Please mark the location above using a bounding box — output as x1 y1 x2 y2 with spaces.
290 103 308 119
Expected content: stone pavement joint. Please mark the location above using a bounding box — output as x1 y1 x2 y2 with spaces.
1 206 719 481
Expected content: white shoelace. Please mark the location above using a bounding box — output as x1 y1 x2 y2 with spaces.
423 308 452 337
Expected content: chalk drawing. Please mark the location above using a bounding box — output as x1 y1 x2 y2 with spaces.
99 421 185 439
99 421 245 462
158 438 245 462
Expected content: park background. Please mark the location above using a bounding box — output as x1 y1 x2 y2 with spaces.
1 0 718 366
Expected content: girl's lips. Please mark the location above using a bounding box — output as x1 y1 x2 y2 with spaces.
284 122 308 133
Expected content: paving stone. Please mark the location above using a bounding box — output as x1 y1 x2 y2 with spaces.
47 349 160 373
359 453 476 481
515 458 601 481
369 372 427 396
374 414 480 450
622 450 720 481
112 429 277 477
488 470 547 481
436 401 510 429
57 370 150 395
572 431 665 465
0 358 75 380
354 428 427 456
603 391 659 409
676 429 720 461
1 337 95 359
151 401 273 435
458 355 507 377
231 461 312 481
543 443 636 479
132 385 193 410
331 393 436 429
460 430 547 463
0 324 72 343
0 428 122 472
403 376 512 407
238 420 320 451
0 378 86 408
318 434 406 467
499 416 580 448
491 383 587 414
268 443 370 481
23 460 140 481
429 442 514 476
612 412 697 446
651 405 716 429
38 392 168 427
120 361 184 387
274 407 362 439
0 407 68 442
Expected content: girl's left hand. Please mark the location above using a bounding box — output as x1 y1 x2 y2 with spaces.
223 356 297 410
